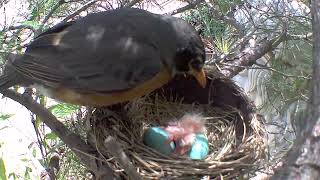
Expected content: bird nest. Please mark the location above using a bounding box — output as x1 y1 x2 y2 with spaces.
88 77 266 179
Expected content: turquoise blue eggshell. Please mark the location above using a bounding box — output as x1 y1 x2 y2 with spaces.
143 127 175 155
188 134 209 160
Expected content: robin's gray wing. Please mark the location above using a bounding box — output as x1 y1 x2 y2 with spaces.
15 11 168 93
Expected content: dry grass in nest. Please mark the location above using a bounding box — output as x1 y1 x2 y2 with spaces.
90 93 266 179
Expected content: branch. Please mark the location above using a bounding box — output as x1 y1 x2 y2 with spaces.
206 4 245 37
166 0 204 15
287 32 313 41
219 33 287 78
41 0 65 26
271 0 320 179
220 62 311 80
253 62 311 79
5 0 64 35
105 136 143 180
31 113 48 166
62 0 99 23
0 89 116 178
124 0 142 7
5 25 36 32
35 0 66 35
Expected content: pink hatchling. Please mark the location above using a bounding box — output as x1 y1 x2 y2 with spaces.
164 114 206 155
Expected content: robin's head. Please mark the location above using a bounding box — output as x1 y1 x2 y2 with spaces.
174 40 206 88
164 16 207 88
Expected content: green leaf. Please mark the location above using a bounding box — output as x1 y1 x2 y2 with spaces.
38 159 46 167
0 114 13 121
21 20 40 29
44 0 57 10
8 173 17 180
32 148 37 158
24 167 32 180
214 37 233 54
0 158 7 180
181 5 227 38
219 4 229 14
48 103 79 118
20 158 29 162
44 132 58 140
35 115 41 129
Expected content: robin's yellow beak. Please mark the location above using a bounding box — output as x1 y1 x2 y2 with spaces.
189 65 207 88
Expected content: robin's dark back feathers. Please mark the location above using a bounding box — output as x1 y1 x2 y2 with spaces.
0 8 206 106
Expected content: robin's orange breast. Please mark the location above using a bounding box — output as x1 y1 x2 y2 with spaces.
51 68 172 106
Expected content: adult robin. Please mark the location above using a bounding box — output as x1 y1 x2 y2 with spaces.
0 8 206 107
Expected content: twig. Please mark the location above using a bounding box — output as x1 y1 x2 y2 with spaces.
272 0 320 179
220 33 287 78
0 89 116 178
287 33 313 41
206 2 245 37
124 0 142 7
166 0 204 15
219 62 311 79
41 0 65 26
30 112 48 165
256 66 311 80
104 136 143 180
62 0 99 23
5 25 36 32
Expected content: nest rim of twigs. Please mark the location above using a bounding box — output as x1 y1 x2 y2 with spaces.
89 87 266 179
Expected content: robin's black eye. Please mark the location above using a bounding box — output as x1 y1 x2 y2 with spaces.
190 59 204 71
174 47 193 72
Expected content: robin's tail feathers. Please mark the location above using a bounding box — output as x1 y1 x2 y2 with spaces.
0 53 25 90
0 74 17 90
